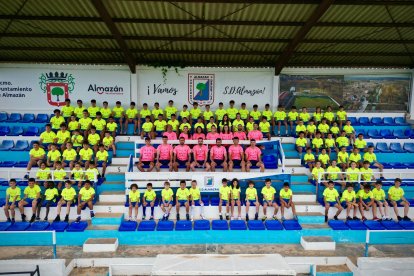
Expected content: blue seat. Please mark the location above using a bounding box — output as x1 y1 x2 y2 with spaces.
399 221 414 230
6 113 22 122
10 126 24 136
383 117 394 126
282 220 302 230
0 178 8 186
263 155 278 169
27 221 50 231
371 117 383 125
0 140 14 151
0 126 10 136
393 130 408 139
15 161 29 167
0 161 16 167
348 117 358 126
176 220 192 231
387 162 406 169
0 113 7 122
6 222 30 231
346 220 367 230
405 129 414 139
194 220 210 230
403 163 414 169
212 220 228 230
210 197 220 206
119 221 137 231
66 221 88 232
380 129 394 139
230 220 247 230
358 117 371 125
138 221 156 231
23 126 39 136
376 143 392 153
364 220 385 230
247 220 265 230
35 114 49 123
156 220 174 231
403 143 414 153
11 140 29 151
366 129 382 139
381 220 403 230
47 222 68 232
328 220 349 230
22 113 35 123
394 117 408 126
0 222 12 231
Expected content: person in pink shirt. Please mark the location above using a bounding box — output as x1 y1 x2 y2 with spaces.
190 138 210 172
210 138 228 172
163 125 177 140
228 137 245 172
245 139 265 172
248 123 263 141
179 126 192 140
173 137 191 172
206 125 221 141
192 126 206 140
233 124 247 140
156 136 173 172
220 125 234 141
136 137 156 172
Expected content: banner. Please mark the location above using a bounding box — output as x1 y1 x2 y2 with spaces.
137 67 274 108
0 66 131 111
279 74 411 112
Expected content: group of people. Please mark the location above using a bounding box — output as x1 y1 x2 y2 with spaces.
127 178 297 222
4 178 95 223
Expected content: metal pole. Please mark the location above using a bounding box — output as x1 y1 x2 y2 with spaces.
364 229 370 257
52 230 57 259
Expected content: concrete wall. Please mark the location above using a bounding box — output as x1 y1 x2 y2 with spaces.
0 259 65 276
354 257 414 276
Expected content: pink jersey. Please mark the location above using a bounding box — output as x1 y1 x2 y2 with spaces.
157 144 173 160
245 146 261 161
140 145 156 162
192 144 208 161
206 132 221 140
233 131 247 140
192 133 206 140
228 144 244 160
173 145 191 161
163 131 177 140
220 132 233 140
248 130 263 141
211 145 226 160
179 133 191 140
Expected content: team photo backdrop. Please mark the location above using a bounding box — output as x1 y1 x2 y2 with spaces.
136 66 275 108
0 66 131 111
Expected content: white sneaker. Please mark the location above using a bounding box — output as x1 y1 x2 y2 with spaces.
238 216 242 220
200 215 205 220
231 216 235 220
191 216 194 222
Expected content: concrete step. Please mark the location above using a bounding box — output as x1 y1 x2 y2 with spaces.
111 157 130 165
300 236 335 251
91 212 124 225
292 193 316 202
87 224 120 230
284 158 301 166
99 191 125 202
297 212 325 224
93 205 126 213
83 238 119 252
301 224 330 229
95 201 125 206
107 166 127 173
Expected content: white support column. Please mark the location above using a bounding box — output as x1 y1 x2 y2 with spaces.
130 68 138 104
272 75 280 111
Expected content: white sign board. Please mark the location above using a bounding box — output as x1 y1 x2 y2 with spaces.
0 66 131 111
136 67 275 109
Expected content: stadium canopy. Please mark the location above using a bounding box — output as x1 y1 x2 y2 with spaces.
1 0 414 73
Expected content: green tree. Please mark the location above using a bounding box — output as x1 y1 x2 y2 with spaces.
51 87 64 101
196 82 206 97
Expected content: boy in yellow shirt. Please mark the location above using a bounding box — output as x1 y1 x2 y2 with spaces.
62 142 77 170
261 179 279 221
295 120 306 137
373 180 390 221
112 101 125 123
279 182 298 220
295 131 308 155
189 180 205 221
26 142 46 177
71 162 85 188
360 160 375 184
312 161 325 184
343 120 355 144
50 109 65 132
259 116 271 140
323 181 343 222
190 102 202 124
74 99 85 119
306 120 316 139
358 183 378 221
219 178 231 221
325 160 344 188
249 104 261 123
55 180 76 222
128 183 140 221
176 180 190 221
349 147 362 168
318 148 330 169
165 100 177 120
299 107 310 124
92 112 106 139
36 181 58 221
239 102 249 122
354 133 367 151
36 162 51 181
76 180 95 222
103 131 116 156
340 184 358 221
388 178 411 221
287 106 299 135
61 98 74 121
140 116 154 139
336 105 347 129
106 116 118 138
95 144 108 177
4 179 21 223
87 99 100 119
55 123 71 151
363 146 384 179
274 104 288 136
79 142 93 169
303 147 315 172
68 115 80 132
100 101 112 120
71 129 84 152
317 118 330 138
87 126 101 152
227 100 238 121
151 102 164 120
123 101 139 135
138 103 151 125
46 143 61 169
18 178 41 222
312 131 324 154
245 181 260 221
79 110 92 138
346 161 360 185
160 181 174 221
142 182 156 220
337 146 349 171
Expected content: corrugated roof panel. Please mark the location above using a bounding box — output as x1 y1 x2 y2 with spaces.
0 20 10 32
8 20 111 35
213 25 300 39
387 5 414 23
226 4 317 22
320 5 391 23
170 2 250 20
20 0 99 17
126 40 175 51
0 37 118 49
1 0 26 14
400 28 414 40
0 50 123 62
297 43 407 53
116 22 203 37
306 26 400 40
289 55 411 66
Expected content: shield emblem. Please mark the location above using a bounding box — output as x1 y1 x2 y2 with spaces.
188 74 214 106
46 83 69 106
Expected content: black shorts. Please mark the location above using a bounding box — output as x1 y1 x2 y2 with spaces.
178 160 188 166
141 161 152 166
249 160 258 167
232 160 241 166
214 159 224 166
159 160 170 166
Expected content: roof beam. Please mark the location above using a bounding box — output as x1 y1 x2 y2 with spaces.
90 0 136 73
1 46 412 57
2 15 414 28
274 0 334 75
3 33 414 44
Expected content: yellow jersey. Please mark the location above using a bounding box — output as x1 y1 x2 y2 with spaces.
61 187 76 201
63 149 77 160
56 130 71 144
47 150 61 162
50 116 65 129
349 153 362 163
71 168 84 180
100 107 112 119
203 111 214 121
327 166 341 180
363 152 377 163
6 187 21 201
312 167 325 180
259 122 270 132
79 187 95 201
190 108 202 119
189 187 201 200
176 188 190 200
341 190 356 202
45 188 59 201
30 148 46 158
85 168 99 180
226 108 239 120
79 148 93 161
88 133 101 145
143 190 156 201
40 131 56 144
88 106 100 118
299 112 310 122
68 121 80 131
318 154 330 165
336 110 347 121
165 106 177 119
357 189 373 200
53 168 67 180
162 188 174 201
231 187 241 200
61 105 74 117
312 138 324 148
346 167 360 181
96 150 108 162
79 117 92 130
154 120 167 132
112 106 125 118
239 109 249 120
261 186 276 201
303 153 315 162
360 167 373 181
103 136 114 147
354 139 367 149
323 188 339 202
151 108 164 118
92 119 106 131
74 106 85 119
280 188 293 199
129 190 140 202
71 134 84 147
372 188 386 201
336 136 349 147
388 186 404 201
306 124 316 134
219 186 231 200
142 122 154 133
245 187 257 200
125 108 138 119
295 124 306 133
139 109 151 119
24 185 41 199
36 168 51 180
249 110 261 121
106 122 117 132
288 111 298 121
295 137 307 147
337 151 349 164
262 110 273 120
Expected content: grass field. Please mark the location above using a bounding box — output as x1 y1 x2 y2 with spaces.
293 95 339 109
